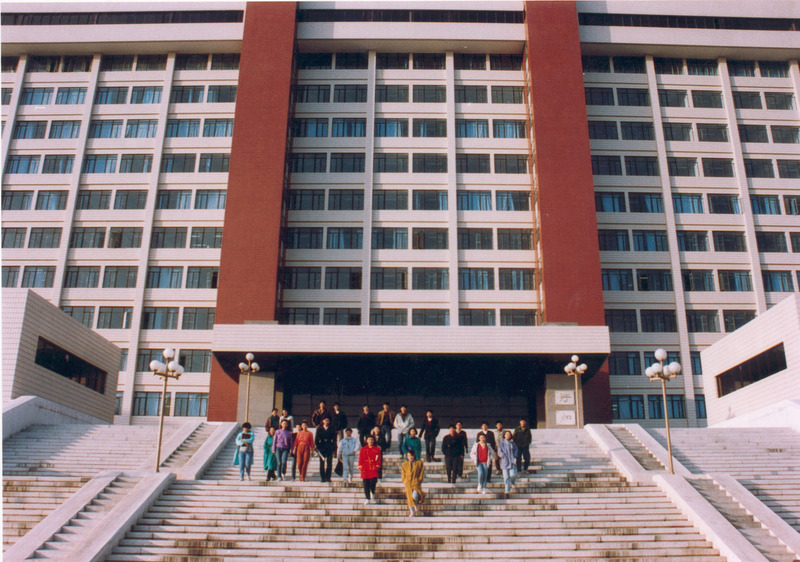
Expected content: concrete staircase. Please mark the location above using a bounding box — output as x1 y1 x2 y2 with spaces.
649 427 800 533
160 422 216 473
3 424 180 476
2 475 90 551
106 429 724 560
606 425 665 471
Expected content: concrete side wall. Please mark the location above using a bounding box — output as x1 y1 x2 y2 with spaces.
1 289 120 422
702 295 800 426
2 395 108 440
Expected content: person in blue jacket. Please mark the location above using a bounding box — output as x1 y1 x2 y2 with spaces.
233 422 255 480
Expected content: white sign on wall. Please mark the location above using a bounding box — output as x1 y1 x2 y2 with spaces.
556 410 577 426
555 390 575 405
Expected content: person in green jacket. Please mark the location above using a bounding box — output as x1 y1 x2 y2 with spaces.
263 426 278 481
402 427 423 461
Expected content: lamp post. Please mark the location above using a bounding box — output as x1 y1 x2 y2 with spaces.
564 355 588 428
149 348 184 472
239 353 260 423
645 348 682 474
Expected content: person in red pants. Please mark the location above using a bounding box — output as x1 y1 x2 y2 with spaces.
292 420 315 482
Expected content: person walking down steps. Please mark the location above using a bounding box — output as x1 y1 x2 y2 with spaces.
358 434 382 504
401 449 425 517
233 422 254 481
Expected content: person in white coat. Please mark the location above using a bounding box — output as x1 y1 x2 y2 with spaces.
469 432 496 493
393 405 415 456
337 427 361 483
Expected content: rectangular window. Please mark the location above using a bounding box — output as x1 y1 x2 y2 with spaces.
591 155 622 175
94 87 127 105
146 266 183 289
414 53 445 70
703 158 734 177
190 227 223 248
335 52 368 70
151 227 187 249
69 227 105 248
21 266 56 288
763 271 794 292
82 154 117 174
5 155 40 174
63 266 100 288
716 343 787 398
108 227 142 248
663 123 693 142
732 91 762 109
682 270 715 292
331 118 366 137
412 85 446 103
374 118 408 137
290 153 326 173
35 337 106 394
587 121 618 140
295 85 331 103
186 266 220 289
411 309 449 326
496 191 529 211
293 118 328 138
326 227 363 249
160 154 196 173
135 349 166 372
686 310 720 333
658 89 687 107
132 392 164 416
500 310 537 326
88 119 122 138
672 194 703 214
2 227 26 248
723 310 756 333
728 59 756 77
35 191 68 210
2 266 19 287
198 154 230 173
125 119 158 138
174 393 208 416
697 124 728 143
491 86 524 104
633 230 668 251
373 153 408 173
640 310 677 333
585 87 614 106
744 159 775 178
654 57 683 75
454 85 487 103
738 124 768 143
279 308 320 325
48 120 81 140
620 121 654 141
605 309 637 333
207 85 237 103
792 233 800 253
613 56 645 74
499 268 535 290
118 154 152 173
687 59 718 76
376 53 409 69
708 194 740 214
2 191 33 211
333 85 367 103
325 267 362 290
97 306 133 329
454 53 486 70
625 156 659 176
637 269 673 291
179 349 212 373
456 154 491 174
372 227 408 249
718 270 752 292
374 85 408 103
413 118 447 137
582 55 610 73
617 88 650 106
210 53 239 70
136 54 167 71
713 231 747 252
459 309 495 326
785 195 800 216
490 54 523 71
142 307 179 329
288 189 324 210
667 157 697 177
765 92 795 110
758 60 789 78
458 191 492 211
329 152 366 173
371 267 408 290
296 53 331 69
182 307 215 330
497 228 533 250
372 190 408 210
101 266 138 288
412 153 447 173
458 228 493 250
751 195 781 215
195 190 226 210
55 87 86 105
284 227 323 249
170 85 205 103
772 126 799 144
156 190 191 209
411 267 449 290
629 193 663 213
100 54 134 71
166 119 200 137
370 309 408 326
280 267 321 290
494 154 528 174
456 119 489 138
611 395 645 419
20 87 53 105
756 232 788 253
13 120 47 139
602 269 634 291
778 160 800 178
692 90 723 108
609 352 641 376
677 231 709 251
598 229 630 251
323 308 361 326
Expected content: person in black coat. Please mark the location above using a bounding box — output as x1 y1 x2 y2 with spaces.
314 417 337 482
331 403 348 444
419 410 440 462
357 405 376 446
441 425 466 483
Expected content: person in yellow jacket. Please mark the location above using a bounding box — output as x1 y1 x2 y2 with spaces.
401 449 425 517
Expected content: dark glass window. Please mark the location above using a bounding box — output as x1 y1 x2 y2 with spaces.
35 337 106 393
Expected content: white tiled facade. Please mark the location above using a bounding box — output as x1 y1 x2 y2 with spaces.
2 1 799 427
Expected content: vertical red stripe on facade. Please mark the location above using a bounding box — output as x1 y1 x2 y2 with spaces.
208 2 297 421
524 2 611 422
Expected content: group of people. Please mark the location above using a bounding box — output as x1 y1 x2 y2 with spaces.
233 403 536 511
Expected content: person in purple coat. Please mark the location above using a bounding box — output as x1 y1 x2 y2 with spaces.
272 419 293 481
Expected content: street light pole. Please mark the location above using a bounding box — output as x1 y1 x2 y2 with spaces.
645 348 682 474
149 348 184 472
239 353 260 423
564 355 588 429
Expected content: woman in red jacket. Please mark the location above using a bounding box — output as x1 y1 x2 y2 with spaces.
292 420 315 482
358 434 382 504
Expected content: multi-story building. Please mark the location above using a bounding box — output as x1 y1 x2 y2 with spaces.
2 2 798 429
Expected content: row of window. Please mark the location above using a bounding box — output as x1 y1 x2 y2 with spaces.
280 266 537 291
2 224 223 250
290 189 529 211
589 120 799 144
4 85 236 106
4 53 239 74
294 84 525 104
611 394 704 421
1 10 244 27
586 87 794 110
591 155 800 178
278 307 537 326
128 391 208 417
11 118 234 140
4 153 230 175
290 152 529 174
297 53 524 71
605 303 796 334
283 226 534 250
2 187 226 212
603 268 799 293
293 117 527 139
597 192 800 216
62 306 216 330
1 264 220 290
610 350 702 376
582 55 791 78
599 228 800 254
